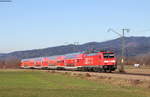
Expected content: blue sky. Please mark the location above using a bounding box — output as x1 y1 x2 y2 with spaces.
0 0 150 53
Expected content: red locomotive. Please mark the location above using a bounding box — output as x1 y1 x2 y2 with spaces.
20 50 117 72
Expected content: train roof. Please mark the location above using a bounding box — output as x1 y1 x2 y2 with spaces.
47 55 61 60
21 52 84 61
21 50 114 61
21 57 43 62
63 52 83 59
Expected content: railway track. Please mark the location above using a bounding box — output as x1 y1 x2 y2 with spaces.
42 69 150 82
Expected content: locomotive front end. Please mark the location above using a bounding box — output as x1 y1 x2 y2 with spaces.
102 52 117 72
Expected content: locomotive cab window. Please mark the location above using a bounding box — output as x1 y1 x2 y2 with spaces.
103 53 115 58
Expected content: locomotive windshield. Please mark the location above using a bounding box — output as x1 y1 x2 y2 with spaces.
103 53 115 58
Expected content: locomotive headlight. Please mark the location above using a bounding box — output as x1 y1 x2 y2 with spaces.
104 61 109 63
104 60 116 63
111 60 116 62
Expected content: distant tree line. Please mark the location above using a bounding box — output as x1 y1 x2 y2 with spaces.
0 56 21 69
127 53 150 66
117 53 150 66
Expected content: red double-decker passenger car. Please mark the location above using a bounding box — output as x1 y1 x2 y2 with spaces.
20 50 117 72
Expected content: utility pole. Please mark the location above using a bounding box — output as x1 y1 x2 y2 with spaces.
120 29 130 72
108 28 130 72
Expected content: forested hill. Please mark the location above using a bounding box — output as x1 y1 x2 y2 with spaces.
1 36 150 59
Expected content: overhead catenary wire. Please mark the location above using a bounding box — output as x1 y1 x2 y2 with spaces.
107 28 130 73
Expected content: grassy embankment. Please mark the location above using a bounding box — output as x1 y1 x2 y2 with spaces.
0 70 149 97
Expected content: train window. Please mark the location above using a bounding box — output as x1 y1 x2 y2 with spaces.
104 56 114 58
57 60 64 63
76 59 80 62
66 64 75 67
103 53 115 58
36 64 41 67
24 64 28 67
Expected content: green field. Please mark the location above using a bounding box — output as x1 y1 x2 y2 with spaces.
0 70 149 97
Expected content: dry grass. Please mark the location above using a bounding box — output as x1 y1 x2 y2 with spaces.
1 65 150 89
44 67 150 89
1 70 150 97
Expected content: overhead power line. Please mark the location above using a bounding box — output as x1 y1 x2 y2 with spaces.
108 28 130 73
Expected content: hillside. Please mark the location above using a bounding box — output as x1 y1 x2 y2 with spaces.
1 36 150 59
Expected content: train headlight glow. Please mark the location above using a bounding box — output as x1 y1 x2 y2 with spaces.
104 60 115 63
104 61 109 63
111 60 116 62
